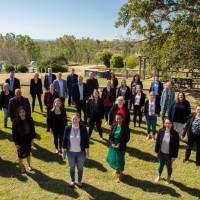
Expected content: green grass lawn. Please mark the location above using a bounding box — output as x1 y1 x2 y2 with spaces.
0 80 200 200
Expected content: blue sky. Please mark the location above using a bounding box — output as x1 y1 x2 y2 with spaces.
0 0 129 41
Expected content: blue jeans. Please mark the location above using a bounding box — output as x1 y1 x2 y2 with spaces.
158 152 172 178
66 150 86 182
104 105 112 122
146 114 157 136
3 108 9 125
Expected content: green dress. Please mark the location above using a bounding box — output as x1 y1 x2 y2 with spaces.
106 126 126 171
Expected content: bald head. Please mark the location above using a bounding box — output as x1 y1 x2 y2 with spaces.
15 88 22 100
89 72 94 79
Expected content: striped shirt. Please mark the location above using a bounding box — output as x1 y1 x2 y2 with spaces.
69 128 81 152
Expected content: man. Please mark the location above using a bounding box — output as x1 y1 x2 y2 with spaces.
85 72 99 95
8 88 31 121
66 68 78 106
53 72 68 107
72 76 90 125
5 71 21 92
44 68 56 90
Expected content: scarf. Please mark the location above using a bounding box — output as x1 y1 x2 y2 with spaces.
149 99 156 116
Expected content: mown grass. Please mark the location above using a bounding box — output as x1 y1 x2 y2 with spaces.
0 79 200 200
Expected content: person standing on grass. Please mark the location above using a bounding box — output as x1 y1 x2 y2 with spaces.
86 89 104 141
44 68 56 90
85 72 99 96
30 72 43 113
5 71 21 92
62 113 89 188
101 80 115 125
106 113 130 183
0 83 15 128
168 91 191 138
155 117 179 185
144 91 161 141
49 98 67 153
12 106 36 173
107 72 118 100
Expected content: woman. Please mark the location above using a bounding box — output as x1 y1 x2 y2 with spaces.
30 72 43 113
107 72 118 100
12 106 36 173
182 104 200 166
109 96 130 128
117 79 130 108
101 80 115 125
130 74 143 109
168 92 191 137
86 89 104 141
62 113 89 188
160 82 175 124
49 98 67 153
132 84 145 128
106 113 130 183
144 91 161 141
155 117 179 185
43 84 59 132
0 83 14 128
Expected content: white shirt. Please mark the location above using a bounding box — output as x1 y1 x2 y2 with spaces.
78 83 84 100
58 79 63 97
135 93 141 105
154 82 159 95
161 131 170 154
69 128 81 152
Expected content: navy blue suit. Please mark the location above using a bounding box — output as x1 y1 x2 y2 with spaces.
5 78 21 92
149 81 163 96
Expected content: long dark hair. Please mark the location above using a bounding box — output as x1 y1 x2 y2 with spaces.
163 117 174 137
16 106 27 136
132 74 140 82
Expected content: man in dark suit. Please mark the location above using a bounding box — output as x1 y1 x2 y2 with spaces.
66 68 78 106
44 68 56 90
85 72 99 96
5 71 21 92
72 76 90 125
8 88 31 121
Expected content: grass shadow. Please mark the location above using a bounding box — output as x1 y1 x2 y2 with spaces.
84 158 107 172
34 111 47 117
34 120 47 129
0 129 12 142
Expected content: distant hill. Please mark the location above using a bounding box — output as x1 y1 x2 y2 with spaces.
33 39 56 43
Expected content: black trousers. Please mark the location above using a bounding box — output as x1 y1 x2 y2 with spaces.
68 89 72 105
76 100 87 124
89 112 102 138
32 93 43 112
46 108 51 131
53 129 64 149
185 133 200 164
59 97 65 108
133 105 142 125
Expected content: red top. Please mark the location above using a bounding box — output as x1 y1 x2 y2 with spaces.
117 107 126 122
104 91 113 106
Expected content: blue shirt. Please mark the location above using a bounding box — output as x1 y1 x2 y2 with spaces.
154 82 159 95
9 79 14 91
48 74 52 85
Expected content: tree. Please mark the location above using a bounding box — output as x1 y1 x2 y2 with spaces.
115 0 200 72
110 54 124 68
126 54 138 69
100 51 113 68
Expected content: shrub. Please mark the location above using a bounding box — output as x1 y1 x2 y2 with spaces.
4 64 15 72
40 53 68 66
99 51 113 68
125 54 138 69
17 65 28 73
110 54 124 68
37 63 68 73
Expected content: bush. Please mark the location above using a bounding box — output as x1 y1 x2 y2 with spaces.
110 54 124 68
4 64 15 72
99 51 113 68
40 53 68 66
125 54 138 69
17 65 28 73
37 63 68 73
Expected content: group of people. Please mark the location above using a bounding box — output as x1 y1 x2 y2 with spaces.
0 68 199 187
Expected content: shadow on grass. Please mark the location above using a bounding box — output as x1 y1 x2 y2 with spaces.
27 169 79 198
83 183 131 200
84 158 107 172
0 157 28 182
34 111 47 117
90 138 109 147
34 120 47 129
0 129 12 142
123 175 180 197
32 143 66 165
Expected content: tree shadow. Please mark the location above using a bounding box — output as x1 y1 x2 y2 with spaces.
84 158 107 172
32 143 66 165
34 111 47 117
82 183 131 200
90 138 110 148
0 129 12 142
132 129 147 136
34 120 47 129
123 175 180 197
27 169 79 198
0 157 28 182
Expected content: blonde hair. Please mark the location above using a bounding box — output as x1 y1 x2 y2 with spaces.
116 96 124 104
106 80 111 85
136 84 142 93
3 83 10 91
34 72 39 78
149 91 156 98
51 98 62 111
71 112 80 119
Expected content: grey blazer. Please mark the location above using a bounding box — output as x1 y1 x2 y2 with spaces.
53 79 68 98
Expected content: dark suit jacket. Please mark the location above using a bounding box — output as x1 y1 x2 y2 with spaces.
62 124 89 151
155 128 179 158
71 83 90 103
109 104 130 126
144 99 161 116
5 78 21 92
30 78 43 95
12 116 36 145
44 74 56 90
149 81 163 96
8 96 31 121
86 77 99 92
0 90 15 109
117 86 131 103
101 87 115 103
131 92 146 108
49 107 67 132
109 123 130 151
66 74 78 90
182 113 196 138
86 98 104 120
43 90 59 109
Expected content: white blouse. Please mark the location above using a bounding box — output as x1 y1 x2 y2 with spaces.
135 93 141 105
69 128 81 152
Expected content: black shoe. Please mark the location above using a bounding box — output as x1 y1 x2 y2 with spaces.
183 159 187 163
4 124 7 128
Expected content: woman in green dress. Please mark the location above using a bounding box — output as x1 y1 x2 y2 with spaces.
106 113 130 183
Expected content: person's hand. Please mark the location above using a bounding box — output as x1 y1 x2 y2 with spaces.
86 149 89 158
155 153 159 158
132 105 134 110
141 106 144 111
100 118 103 121
112 144 115 148
30 94 32 98
109 125 112 129
181 136 184 139
15 145 21 150
171 157 176 162
155 114 158 117
50 128 53 135
62 151 66 159
31 139 34 147
40 94 42 97
65 96 68 99
87 118 90 122
115 144 119 149
143 116 146 121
